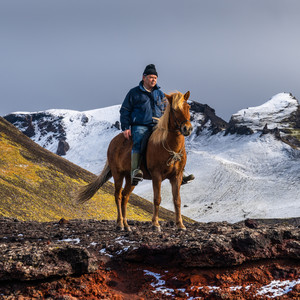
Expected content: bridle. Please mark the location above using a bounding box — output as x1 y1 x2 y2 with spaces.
170 107 189 134
161 107 189 166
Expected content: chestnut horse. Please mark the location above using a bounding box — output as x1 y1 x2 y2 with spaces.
77 91 193 231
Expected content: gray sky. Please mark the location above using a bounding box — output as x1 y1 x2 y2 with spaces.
1 0 300 121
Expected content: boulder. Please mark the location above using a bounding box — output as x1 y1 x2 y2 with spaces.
56 139 70 156
0 243 98 281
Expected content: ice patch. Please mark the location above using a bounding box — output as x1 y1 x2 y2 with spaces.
58 238 80 244
256 278 300 298
144 270 175 296
99 248 113 258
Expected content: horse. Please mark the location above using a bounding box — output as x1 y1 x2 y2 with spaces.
77 91 193 231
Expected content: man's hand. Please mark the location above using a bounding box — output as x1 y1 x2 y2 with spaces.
123 129 131 140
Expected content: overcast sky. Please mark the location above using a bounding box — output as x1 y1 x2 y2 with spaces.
1 0 300 121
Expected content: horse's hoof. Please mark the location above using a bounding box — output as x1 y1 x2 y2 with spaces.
152 225 161 232
125 226 132 232
116 226 124 231
177 227 186 231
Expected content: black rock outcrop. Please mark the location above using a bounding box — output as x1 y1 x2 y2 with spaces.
4 112 66 147
0 217 299 281
56 138 70 156
189 101 228 135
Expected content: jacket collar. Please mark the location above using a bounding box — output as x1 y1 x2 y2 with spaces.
139 81 160 92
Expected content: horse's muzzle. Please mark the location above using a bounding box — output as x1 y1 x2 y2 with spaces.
181 123 193 136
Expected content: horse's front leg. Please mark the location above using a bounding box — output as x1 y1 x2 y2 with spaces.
170 174 186 230
152 175 162 232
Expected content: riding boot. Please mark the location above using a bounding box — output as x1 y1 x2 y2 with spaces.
181 172 195 185
131 152 143 186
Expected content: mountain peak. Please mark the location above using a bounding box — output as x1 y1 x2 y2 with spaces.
231 93 298 131
225 93 300 146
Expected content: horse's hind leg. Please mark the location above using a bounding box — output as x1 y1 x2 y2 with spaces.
121 174 135 231
152 175 162 232
114 174 125 230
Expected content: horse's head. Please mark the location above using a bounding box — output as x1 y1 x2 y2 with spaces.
165 91 193 136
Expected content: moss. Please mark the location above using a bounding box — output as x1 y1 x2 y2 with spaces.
288 129 300 139
0 130 154 222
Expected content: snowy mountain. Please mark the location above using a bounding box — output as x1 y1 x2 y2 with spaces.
231 93 299 130
4 93 300 223
226 92 300 146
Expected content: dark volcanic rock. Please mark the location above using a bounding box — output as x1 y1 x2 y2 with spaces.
189 100 228 135
122 222 300 267
225 122 254 135
111 120 121 130
23 116 35 138
260 124 281 139
4 112 66 147
0 217 299 299
0 243 97 281
56 138 70 156
244 218 259 229
81 114 89 125
0 217 299 282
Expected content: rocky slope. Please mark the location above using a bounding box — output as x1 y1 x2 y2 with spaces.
0 217 299 299
0 116 182 223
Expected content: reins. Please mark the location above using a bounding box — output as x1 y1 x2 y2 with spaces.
162 108 187 166
170 107 189 133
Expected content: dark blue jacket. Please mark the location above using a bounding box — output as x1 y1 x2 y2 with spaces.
120 81 165 131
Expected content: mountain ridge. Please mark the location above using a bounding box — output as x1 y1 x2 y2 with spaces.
3 93 300 223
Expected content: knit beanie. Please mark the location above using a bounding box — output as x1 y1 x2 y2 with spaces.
143 64 158 77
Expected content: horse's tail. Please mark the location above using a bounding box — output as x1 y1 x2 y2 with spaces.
76 160 112 204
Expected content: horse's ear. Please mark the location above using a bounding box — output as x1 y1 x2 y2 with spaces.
184 91 190 101
164 93 172 105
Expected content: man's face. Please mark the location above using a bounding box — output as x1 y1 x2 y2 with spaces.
143 74 157 90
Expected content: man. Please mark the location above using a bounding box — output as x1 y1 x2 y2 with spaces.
120 64 194 186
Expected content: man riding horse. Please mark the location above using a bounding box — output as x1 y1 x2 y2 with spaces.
120 64 194 186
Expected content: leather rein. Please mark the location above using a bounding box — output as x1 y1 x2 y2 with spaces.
170 107 189 134
162 107 189 166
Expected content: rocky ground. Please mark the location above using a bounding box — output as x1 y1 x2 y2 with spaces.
0 217 300 299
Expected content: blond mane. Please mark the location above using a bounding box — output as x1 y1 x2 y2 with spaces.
150 91 185 144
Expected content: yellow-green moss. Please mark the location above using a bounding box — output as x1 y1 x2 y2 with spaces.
288 129 300 140
0 131 156 222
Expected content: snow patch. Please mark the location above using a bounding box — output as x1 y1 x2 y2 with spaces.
99 248 113 258
58 238 80 244
256 278 300 298
144 270 175 296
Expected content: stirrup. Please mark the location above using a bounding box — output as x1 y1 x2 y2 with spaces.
131 169 143 186
181 174 195 185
